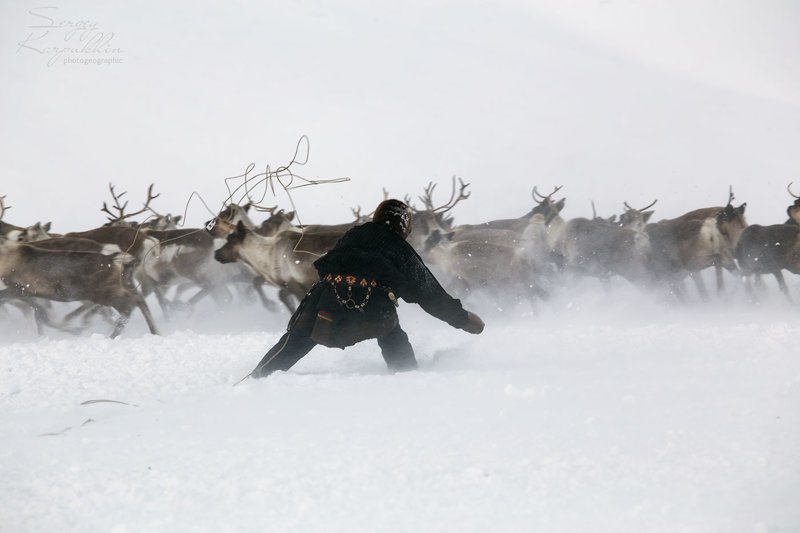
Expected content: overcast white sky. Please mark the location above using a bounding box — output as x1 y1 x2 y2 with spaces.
1 0 798 230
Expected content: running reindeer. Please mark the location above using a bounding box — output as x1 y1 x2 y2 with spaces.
645 188 747 300
0 239 159 338
735 183 800 300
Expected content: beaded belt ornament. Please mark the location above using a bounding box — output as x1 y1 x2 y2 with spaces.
323 273 379 311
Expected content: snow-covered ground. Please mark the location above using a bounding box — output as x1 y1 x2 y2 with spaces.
2 281 799 532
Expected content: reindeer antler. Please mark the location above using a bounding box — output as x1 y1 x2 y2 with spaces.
438 176 471 214
351 205 363 221
101 183 128 222
0 195 9 220
623 199 658 212
101 183 160 223
788 182 800 199
532 185 564 203
251 204 280 214
418 182 437 211
418 177 471 214
727 185 735 206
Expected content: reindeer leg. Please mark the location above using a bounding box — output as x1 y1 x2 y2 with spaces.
138 275 173 321
134 294 159 335
691 272 710 301
210 284 234 306
23 300 82 336
110 310 129 339
773 271 793 302
83 304 117 328
253 276 279 311
31 303 48 337
715 264 725 294
669 279 687 303
278 287 298 313
62 302 95 326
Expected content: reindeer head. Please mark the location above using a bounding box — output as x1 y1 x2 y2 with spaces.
206 202 254 238
259 209 296 236
213 220 249 264
18 222 52 242
406 177 470 249
619 200 657 232
141 213 182 231
713 186 748 246
531 186 566 224
717 202 748 247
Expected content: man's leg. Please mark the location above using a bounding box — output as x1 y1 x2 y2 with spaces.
376 324 417 372
251 330 316 378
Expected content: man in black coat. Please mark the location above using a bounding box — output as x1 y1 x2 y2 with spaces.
249 199 485 378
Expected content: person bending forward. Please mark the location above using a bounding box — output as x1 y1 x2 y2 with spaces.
250 199 485 378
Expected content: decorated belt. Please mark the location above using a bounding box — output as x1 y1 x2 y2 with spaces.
322 273 384 311
322 273 379 288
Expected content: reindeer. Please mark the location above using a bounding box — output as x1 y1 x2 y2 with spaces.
63 225 169 314
645 190 747 300
403 177 470 251
422 228 547 309
141 227 238 310
0 197 57 242
559 200 655 285
205 204 308 310
205 202 258 239
439 185 566 241
736 190 800 301
656 187 748 294
214 221 343 312
417 183 566 302
16 222 55 242
736 225 800 301
0 240 159 337
256 207 360 237
17 237 124 329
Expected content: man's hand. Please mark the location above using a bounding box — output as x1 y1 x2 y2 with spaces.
461 311 485 334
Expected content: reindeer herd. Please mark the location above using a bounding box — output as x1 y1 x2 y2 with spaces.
2 180 800 338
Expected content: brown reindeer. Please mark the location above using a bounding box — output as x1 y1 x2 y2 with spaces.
650 187 747 294
205 202 258 239
141 227 238 309
0 240 159 337
214 221 343 312
645 190 747 300
205 204 307 310
62 225 170 315
559 200 655 285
